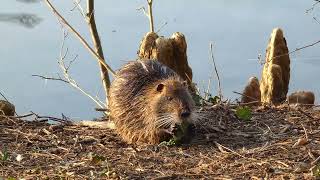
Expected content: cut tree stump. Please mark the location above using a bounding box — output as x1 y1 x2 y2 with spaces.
138 32 193 85
260 28 290 105
0 100 15 116
241 76 261 105
287 91 315 105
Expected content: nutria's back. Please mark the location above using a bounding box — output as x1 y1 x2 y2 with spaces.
109 60 195 144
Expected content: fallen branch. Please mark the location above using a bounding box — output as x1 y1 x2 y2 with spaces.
28 111 72 124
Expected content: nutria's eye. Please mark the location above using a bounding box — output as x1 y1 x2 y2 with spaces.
166 96 173 101
156 83 164 92
182 81 188 87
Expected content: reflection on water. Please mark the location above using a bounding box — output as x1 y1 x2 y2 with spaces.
0 13 42 28
0 0 42 28
16 0 41 3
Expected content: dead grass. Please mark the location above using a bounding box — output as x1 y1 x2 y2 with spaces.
1 104 320 179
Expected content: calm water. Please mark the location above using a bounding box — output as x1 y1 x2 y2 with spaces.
1 0 319 119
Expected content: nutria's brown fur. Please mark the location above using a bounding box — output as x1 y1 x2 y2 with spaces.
109 60 195 144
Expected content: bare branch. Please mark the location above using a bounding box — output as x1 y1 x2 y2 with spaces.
33 29 106 109
71 0 86 18
306 0 320 13
137 0 155 32
31 75 69 83
57 30 106 109
0 92 10 103
258 39 320 65
30 111 72 124
44 0 115 76
232 91 259 102
209 42 223 101
156 21 167 33
136 6 149 17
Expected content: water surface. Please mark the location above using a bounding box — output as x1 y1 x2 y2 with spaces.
1 0 319 119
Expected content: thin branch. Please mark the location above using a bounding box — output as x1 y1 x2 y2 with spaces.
209 42 222 101
31 75 69 83
232 91 259 101
136 6 148 17
44 0 115 76
306 0 320 13
58 30 106 109
33 29 106 109
0 92 10 103
290 39 320 55
215 142 246 158
71 0 86 18
30 111 72 124
204 78 211 101
262 39 320 64
156 21 167 33
137 0 155 32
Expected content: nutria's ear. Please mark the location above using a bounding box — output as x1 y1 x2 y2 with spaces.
156 83 164 92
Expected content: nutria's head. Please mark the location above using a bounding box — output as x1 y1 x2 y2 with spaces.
147 78 195 135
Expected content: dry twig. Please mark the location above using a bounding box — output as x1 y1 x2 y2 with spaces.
137 0 155 32
209 42 223 101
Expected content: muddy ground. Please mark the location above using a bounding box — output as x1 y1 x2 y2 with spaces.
1 104 320 179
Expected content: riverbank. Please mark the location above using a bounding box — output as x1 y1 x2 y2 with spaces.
1 104 320 179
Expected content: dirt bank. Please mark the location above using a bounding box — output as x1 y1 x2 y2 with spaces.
1 105 320 179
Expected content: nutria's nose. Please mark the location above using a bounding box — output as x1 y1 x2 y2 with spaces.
181 111 190 118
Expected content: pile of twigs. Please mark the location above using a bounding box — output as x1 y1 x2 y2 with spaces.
1 105 320 179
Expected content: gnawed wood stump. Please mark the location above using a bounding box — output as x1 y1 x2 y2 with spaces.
241 77 261 105
260 28 290 105
287 91 315 105
138 32 193 85
0 100 15 116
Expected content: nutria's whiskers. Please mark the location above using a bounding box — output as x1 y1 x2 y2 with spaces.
155 114 175 128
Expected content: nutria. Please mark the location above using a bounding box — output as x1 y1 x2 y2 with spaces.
109 60 195 144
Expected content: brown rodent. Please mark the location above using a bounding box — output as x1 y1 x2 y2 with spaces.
109 60 195 144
